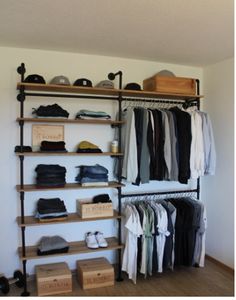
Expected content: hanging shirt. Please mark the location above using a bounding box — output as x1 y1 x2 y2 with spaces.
140 109 150 184
170 107 192 184
193 202 207 267
121 108 138 182
165 110 179 181
152 203 170 273
202 112 216 175
122 204 143 283
188 110 205 179
161 110 171 180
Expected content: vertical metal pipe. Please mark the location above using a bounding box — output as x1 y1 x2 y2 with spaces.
117 72 123 281
21 260 30 296
196 79 200 199
17 63 29 296
20 191 25 224
20 121 24 153
108 71 124 281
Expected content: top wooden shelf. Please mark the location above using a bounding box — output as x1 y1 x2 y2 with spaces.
17 83 203 101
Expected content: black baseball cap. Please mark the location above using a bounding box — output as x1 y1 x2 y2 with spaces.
24 74 46 84
124 82 141 90
73 78 93 87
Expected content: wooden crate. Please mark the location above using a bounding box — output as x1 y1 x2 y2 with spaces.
77 257 114 289
143 75 196 95
77 200 113 219
35 262 72 296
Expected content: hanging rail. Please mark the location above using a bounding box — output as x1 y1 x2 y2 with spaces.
121 189 198 199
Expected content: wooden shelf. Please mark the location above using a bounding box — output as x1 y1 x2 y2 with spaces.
17 211 121 227
17 82 203 101
18 237 123 261
16 117 124 125
16 181 124 192
15 152 123 157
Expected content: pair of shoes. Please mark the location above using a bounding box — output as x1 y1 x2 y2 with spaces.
85 231 108 249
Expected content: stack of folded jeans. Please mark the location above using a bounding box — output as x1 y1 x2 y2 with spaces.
40 141 67 152
35 164 66 187
37 236 69 256
75 164 109 186
75 109 111 120
32 103 69 118
35 198 68 222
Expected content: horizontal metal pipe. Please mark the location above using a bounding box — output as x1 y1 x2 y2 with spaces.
25 92 119 100
121 189 198 198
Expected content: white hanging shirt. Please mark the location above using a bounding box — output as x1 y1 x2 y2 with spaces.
122 204 143 284
188 110 205 179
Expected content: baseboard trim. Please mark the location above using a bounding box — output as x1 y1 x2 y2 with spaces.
205 254 234 275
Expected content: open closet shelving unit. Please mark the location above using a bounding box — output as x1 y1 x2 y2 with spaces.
16 63 203 296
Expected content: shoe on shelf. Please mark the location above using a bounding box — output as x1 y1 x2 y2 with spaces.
85 232 99 249
95 231 108 248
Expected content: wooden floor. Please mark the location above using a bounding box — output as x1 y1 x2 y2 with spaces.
7 258 234 297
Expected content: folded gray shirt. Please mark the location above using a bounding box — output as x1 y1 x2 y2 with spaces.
38 235 68 252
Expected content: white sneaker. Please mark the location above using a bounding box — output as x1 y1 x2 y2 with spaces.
85 232 99 249
95 231 108 248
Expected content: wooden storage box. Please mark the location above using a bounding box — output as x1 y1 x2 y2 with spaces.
77 200 113 219
143 75 196 95
77 257 114 289
35 262 72 296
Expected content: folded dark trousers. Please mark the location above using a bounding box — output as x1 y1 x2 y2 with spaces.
76 149 102 153
80 173 108 179
37 247 69 256
35 164 66 174
40 141 67 152
37 177 66 184
75 114 111 119
15 145 32 152
93 194 111 203
38 214 68 220
36 180 66 188
75 175 108 183
37 180 66 185
77 165 108 175
32 104 69 118
37 173 66 178
37 198 67 214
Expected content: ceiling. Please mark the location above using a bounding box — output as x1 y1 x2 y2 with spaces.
0 0 234 66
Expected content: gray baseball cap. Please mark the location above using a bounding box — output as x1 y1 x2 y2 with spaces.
50 75 71 85
96 80 114 89
155 70 176 77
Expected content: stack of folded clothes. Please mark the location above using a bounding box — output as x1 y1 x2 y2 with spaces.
35 164 66 187
32 103 69 118
92 194 112 203
35 198 68 222
76 141 102 153
75 109 111 120
37 236 69 256
40 140 67 152
75 164 109 186
14 145 32 153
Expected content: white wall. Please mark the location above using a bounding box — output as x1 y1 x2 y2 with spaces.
202 58 234 268
0 46 204 276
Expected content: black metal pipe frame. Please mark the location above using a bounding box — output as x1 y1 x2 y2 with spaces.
108 71 123 281
17 64 30 296
196 79 200 199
